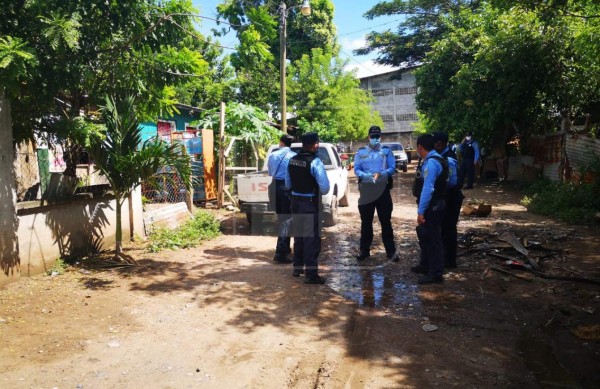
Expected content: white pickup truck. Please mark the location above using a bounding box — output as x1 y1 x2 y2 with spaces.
236 142 349 226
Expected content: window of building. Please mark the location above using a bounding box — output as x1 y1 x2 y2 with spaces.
381 114 395 122
372 88 393 97
395 86 417 95
396 113 418 122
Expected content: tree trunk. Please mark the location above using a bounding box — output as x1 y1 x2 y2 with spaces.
115 195 123 255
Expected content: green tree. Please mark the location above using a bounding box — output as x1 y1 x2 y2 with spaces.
89 95 192 258
0 0 222 155
415 2 600 142
287 48 382 142
194 101 280 167
195 102 278 145
356 0 481 66
215 0 338 109
173 36 237 110
216 0 337 63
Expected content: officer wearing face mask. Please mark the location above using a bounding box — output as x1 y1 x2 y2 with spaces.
458 131 480 189
353 126 398 262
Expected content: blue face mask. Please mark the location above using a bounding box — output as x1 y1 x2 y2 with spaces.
369 138 380 147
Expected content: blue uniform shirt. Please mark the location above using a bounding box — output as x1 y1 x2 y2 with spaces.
354 145 396 181
459 140 480 162
268 146 295 180
441 147 458 189
418 150 444 215
285 154 330 196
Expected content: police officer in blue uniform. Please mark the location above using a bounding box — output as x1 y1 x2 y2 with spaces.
434 132 464 269
267 134 296 263
411 134 448 284
285 132 330 284
354 126 398 262
458 131 480 189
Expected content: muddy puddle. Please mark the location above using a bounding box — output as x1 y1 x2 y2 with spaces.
224 207 423 314
322 228 422 314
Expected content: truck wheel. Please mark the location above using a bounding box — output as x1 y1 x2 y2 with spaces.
338 185 349 207
402 165 408 173
323 195 338 227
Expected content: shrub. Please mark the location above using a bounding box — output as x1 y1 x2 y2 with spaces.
46 258 67 276
521 179 600 224
147 210 221 252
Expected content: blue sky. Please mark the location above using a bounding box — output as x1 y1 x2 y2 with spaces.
191 0 403 77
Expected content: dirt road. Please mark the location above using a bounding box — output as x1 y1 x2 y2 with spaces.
1 170 599 388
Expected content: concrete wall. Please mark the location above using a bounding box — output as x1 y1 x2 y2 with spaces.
359 70 418 141
0 93 20 285
0 187 145 286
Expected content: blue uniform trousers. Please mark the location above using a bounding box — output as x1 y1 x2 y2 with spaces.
358 187 395 256
274 179 292 256
458 159 475 189
291 196 321 279
442 189 464 268
416 201 445 278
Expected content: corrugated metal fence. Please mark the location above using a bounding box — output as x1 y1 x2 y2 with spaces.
507 132 600 183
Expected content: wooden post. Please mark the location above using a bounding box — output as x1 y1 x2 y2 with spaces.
217 102 226 208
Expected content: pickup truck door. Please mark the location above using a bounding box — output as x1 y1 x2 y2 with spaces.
326 146 348 197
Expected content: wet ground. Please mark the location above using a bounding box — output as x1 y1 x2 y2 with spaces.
220 167 600 388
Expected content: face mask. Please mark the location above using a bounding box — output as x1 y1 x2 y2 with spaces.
369 138 380 147
466 136 472 141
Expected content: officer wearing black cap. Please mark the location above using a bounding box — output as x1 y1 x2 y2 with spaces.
285 132 330 284
433 131 464 269
411 134 448 284
354 125 398 262
458 131 481 189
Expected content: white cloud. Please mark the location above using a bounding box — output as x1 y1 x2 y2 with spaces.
341 37 367 51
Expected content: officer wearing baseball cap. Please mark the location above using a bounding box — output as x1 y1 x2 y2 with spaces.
353 125 398 262
285 132 330 284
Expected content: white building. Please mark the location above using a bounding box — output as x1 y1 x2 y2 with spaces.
359 66 419 146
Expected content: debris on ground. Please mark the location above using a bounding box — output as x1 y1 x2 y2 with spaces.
458 228 600 285
462 201 492 217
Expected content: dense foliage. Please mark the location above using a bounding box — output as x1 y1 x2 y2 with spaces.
521 180 600 225
214 0 379 140
0 0 231 145
361 0 600 143
287 48 383 141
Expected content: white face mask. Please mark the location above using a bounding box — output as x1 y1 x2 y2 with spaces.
369 138 381 147
466 136 472 141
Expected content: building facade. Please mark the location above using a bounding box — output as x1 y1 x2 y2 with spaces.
359 67 419 147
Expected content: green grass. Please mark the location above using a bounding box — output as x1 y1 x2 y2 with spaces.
147 210 221 252
521 179 600 224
